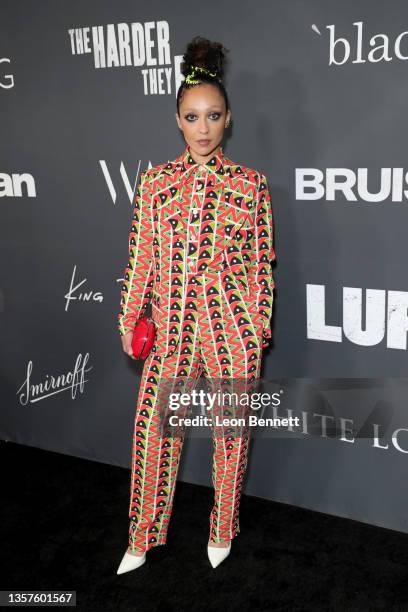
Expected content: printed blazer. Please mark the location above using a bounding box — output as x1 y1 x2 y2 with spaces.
118 145 276 357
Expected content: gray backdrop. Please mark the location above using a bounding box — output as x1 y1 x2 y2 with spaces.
1 1 407 534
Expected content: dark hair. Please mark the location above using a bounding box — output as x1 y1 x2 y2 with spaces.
176 36 230 114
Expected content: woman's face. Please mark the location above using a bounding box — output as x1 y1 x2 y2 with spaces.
175 83 231 163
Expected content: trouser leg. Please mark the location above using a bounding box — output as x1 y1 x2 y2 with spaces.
127 351 181 552
127 281 203 553
195 271 264 543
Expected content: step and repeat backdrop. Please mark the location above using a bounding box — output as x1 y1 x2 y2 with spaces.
1 1 407 534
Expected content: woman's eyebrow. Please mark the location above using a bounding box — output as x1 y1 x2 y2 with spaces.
183 107 223 112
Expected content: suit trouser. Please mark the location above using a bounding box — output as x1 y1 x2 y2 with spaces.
127 271 263 553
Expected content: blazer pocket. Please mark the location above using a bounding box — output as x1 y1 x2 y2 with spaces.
222 208 252 246
222 205 250 231
159 209 188 234
228 272 264 341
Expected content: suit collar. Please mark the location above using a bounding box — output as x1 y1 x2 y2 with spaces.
174 144 225 176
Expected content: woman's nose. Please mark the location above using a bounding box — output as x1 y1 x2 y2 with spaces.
197 120 209 133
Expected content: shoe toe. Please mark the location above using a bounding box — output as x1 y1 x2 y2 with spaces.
117 550 146 574
207 543 231 569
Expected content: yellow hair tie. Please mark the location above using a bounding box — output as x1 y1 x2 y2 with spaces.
185 65 218 84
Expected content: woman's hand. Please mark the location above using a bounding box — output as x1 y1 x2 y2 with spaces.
121 330 137 360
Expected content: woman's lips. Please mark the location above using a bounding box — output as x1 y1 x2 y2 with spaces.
197 139 210 145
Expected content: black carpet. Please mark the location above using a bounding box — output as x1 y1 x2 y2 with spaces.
1 439 408 612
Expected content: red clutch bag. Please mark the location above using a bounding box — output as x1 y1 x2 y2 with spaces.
131 314 156 359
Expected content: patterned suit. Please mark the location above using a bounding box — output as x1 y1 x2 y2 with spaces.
118 145 276 552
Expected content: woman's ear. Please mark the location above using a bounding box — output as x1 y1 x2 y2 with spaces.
175 112 182 130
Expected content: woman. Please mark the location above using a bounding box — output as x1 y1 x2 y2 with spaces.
116 36 276 574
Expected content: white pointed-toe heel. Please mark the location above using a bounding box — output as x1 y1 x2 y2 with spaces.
116 549 146 574
207 541 232 569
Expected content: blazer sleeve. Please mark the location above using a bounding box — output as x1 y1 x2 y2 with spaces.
247 172 276 345
117 171 154 336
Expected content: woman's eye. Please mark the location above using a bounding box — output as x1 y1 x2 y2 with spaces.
184 113 222 122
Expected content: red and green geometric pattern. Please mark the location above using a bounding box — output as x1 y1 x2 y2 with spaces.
117 144 276 553
118 144 276 354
